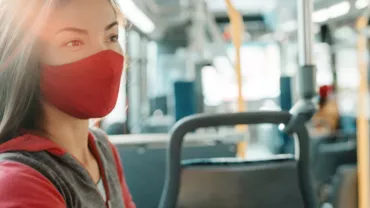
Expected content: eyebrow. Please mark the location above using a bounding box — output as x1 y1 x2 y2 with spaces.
105 21 118 31
55 27 88 35
55 21 119 35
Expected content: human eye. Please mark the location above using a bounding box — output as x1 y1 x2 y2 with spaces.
108 34 119 43
62 39 85 48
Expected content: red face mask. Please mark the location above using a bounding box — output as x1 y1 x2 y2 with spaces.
41 50 124 119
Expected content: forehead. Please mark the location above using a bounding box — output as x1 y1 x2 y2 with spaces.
45 0 116 33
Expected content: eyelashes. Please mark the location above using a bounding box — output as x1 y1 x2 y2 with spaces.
64 40 84 47
108 34 119 43
61 34 119 49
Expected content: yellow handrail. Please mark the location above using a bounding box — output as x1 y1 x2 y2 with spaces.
356 15 370 208
224 0 247 158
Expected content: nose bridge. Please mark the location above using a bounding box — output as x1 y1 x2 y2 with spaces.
89 31 122 54
89 30 108 52
95 36 109 51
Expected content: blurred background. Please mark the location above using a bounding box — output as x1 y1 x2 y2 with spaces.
102 1 367 207
103 0 363 149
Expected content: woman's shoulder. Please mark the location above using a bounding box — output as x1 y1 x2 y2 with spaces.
0 160 54 186
0 160 66 208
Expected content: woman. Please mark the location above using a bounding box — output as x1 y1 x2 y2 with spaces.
0 0 135 207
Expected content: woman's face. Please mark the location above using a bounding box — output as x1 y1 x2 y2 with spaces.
39 0 122 65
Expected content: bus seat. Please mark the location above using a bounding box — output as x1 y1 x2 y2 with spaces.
159 112 318 208
178 156 303 208
117 138 237 208
312 140 356 184
331 165 357 208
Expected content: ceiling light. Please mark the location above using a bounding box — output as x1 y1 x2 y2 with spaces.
312 1 351 23
356 0 369 9
117 0 155 34
328 1 350 19
312 9 329 23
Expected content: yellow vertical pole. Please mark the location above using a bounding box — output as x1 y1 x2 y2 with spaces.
356 15 370 208
224 0 247 158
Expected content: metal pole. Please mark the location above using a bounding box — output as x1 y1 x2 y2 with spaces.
296 0 316 99
356 14 370 208
298 0 313 66
283 2 318 205
224 0 247 158
283 0 317 143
